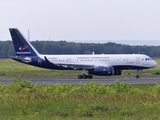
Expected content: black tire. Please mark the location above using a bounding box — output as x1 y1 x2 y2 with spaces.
83 75 88 79
88 75 93 79
78 75 83 79
136 75 139 79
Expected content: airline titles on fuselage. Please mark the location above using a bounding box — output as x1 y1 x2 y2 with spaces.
77 57 110 62
48 56 110 62
77 57 110 59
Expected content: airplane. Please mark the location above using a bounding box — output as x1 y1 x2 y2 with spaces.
7 28 158 79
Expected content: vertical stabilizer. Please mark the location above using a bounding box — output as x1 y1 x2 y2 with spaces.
9 28 39 56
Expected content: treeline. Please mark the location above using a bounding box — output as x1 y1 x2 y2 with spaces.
0 40 160 59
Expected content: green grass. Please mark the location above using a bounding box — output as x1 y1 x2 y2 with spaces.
0 58 160 78
0 59 160 119
0 80 160 119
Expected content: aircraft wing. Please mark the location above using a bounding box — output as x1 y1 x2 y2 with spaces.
44 56 94 69
55 63 94 69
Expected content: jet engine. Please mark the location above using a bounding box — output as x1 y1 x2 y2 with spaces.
88 67 114 76
88 67 122 76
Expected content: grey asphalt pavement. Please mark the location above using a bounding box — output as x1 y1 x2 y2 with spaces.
0 78 160 85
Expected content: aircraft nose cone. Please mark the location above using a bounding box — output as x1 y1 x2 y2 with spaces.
153 61 158 67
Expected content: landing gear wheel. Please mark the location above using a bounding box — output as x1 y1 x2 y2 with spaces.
136 69 141 79
78 75 93 79
136 75 139 79
88 75 93 79
83 75 88 79
78 75 83 79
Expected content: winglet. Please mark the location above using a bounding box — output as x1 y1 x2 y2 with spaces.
44 56 55 65
44 56 49 62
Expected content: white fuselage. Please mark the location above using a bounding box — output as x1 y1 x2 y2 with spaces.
39 54 157 70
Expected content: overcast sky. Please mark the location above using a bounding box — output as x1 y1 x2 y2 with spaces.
0 0 160 42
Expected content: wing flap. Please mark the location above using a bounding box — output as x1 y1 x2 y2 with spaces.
55 63 94 69
44 56 94 69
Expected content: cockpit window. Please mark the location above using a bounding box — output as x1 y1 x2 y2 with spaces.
145 58 152 61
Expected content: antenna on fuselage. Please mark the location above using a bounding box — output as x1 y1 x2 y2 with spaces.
28 29 30 41
92 48 95 55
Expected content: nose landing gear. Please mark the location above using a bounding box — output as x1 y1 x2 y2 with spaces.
136 75 139 79
136 69 142 79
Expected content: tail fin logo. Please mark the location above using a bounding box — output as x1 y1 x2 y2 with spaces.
19 45 28 50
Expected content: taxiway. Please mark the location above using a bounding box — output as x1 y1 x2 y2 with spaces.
0 78 160 85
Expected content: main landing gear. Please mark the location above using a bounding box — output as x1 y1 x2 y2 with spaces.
78 74 93 79
78 69 93 79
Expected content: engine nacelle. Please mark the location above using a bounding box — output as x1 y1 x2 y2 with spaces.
88 67 114 76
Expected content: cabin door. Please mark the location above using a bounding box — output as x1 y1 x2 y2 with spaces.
136 57 140 64
67 58 71 63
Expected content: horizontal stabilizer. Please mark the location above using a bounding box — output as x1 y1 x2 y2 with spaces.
6 56 32 63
